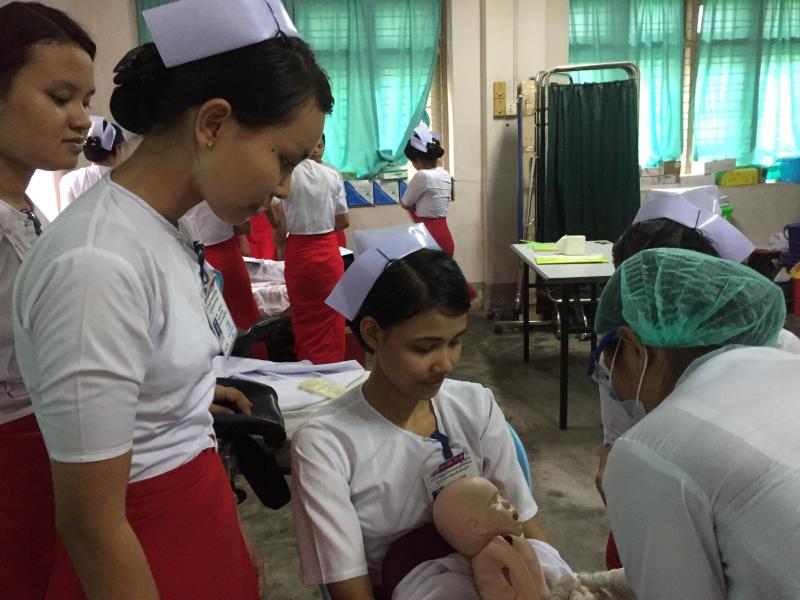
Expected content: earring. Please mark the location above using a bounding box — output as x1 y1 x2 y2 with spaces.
207 140 214 150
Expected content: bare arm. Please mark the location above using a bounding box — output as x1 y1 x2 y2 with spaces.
522 515 549 543
51 451 159 600
233 221 252 236
327 575 375 600
333 213 350 231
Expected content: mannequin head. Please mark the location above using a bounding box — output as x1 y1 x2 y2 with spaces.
433 476 522 557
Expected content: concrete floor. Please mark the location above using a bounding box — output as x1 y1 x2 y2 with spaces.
240 312 610 599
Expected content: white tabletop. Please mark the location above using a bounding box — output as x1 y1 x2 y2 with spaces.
511 241 616 284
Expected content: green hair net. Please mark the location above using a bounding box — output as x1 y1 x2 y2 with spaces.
595 247 786 348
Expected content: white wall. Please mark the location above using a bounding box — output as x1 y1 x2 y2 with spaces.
723 184 800 246
446 0 569 307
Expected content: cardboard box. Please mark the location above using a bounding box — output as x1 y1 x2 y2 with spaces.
641 166 663 177
700 158 736 174
661 160 681 176
679 173 716 186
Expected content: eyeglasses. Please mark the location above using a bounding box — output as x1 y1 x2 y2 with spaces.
586 327 621 376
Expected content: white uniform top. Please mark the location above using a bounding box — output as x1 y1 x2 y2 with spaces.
604 346 800 600
401 167 451 218
58 164 110 210
597 328 800 446
13 174 217 482
0 199 48 425
279 160 347 235
291 378 537 586
184 201 234 246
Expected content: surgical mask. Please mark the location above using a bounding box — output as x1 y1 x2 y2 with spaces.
608 339 649 415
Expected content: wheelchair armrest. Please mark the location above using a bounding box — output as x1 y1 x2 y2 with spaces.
213 377 286 449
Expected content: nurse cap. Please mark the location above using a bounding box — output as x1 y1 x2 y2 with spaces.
409 121 441 153
87 116 118 151
143 0 300 68
635 186 754 262
326 225 441 321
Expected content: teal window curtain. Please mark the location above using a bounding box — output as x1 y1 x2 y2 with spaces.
291 0 441 178
569 0 684 167
136 0 170 43
693 0 800 165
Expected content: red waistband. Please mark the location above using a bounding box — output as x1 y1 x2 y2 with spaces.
0 413 39 434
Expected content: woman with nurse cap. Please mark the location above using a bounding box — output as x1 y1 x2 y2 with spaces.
0 3 95 598
12 0 332 598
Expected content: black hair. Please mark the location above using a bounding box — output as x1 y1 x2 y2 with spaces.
110 36 333 136
83 121 125 163
612 218 719 268
352 249 470 353
0 2 96 96
404 138 445 164
320 133 326 144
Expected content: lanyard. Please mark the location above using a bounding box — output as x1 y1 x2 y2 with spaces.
21 209 42 237
430 429 453 460
192 241 210 286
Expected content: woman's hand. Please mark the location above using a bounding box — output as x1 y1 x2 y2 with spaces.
210 385 253 415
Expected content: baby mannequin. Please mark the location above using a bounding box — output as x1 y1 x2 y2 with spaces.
432 476 550 600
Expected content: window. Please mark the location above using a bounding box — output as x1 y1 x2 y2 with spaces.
692 0 800 166
570 0 800 169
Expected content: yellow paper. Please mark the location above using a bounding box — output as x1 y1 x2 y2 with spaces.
523 241 559 251
298 378 347 399
534 254 608 265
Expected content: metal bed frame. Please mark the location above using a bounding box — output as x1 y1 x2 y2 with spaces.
492 61 639 336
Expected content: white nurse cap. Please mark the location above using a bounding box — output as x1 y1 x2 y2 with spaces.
326 226 441 321
409 121 440 153
87 116 118 151
635 186 755 262
143 0 300 68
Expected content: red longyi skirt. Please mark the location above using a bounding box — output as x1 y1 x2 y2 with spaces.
0 413 56 600
284 232 345 364
411 214 455 257
45 448 258 599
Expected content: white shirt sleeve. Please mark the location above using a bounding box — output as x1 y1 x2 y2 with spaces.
16 249 153 462
400 171 428 208
290 424 369 585
332 174 348 216
604 438 726 600
478 390 538 523
58 172 78 209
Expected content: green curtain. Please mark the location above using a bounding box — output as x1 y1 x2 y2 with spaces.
543 80 640 243
693 0 800 165
135 0 169 43
569 0 683 167
291 0 441 178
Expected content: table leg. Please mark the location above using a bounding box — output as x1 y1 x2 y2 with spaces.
523 265 530 362
559 284 570 430
590 283 598 352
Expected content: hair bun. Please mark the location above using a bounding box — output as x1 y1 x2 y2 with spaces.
110 43 168 134
426 140 445 159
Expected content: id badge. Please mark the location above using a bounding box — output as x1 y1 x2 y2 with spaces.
203 278 237 357
423 449 481 500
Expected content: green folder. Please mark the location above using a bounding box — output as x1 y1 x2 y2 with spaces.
523 241 559 251
534 254 609 265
